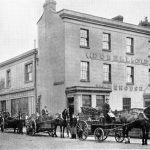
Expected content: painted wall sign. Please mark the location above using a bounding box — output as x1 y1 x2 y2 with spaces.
86 52 149 66
95 83 143 92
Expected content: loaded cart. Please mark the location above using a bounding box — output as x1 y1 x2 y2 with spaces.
76 107 124 142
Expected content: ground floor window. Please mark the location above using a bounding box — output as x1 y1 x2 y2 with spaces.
96 95 105 108
123 98 131 110
11 97 28 116
1 100 6 112
82 95 91 107
144 99 150 107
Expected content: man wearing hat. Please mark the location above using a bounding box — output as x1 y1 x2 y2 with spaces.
102 98 111 123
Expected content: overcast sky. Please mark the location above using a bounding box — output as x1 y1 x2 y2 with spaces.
0 0 150 63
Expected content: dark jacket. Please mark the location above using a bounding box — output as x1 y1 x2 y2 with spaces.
70 117 77 127
102 103 110 115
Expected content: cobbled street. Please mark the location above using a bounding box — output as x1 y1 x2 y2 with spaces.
0 129 150 150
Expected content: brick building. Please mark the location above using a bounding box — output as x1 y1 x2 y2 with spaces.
0 49 38 116
37 0 150 115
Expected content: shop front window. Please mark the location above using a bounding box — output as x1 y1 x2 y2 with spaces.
82 95 91 107
96 95 105 108
1 100 6 112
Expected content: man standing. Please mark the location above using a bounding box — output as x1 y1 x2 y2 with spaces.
102 98 111 123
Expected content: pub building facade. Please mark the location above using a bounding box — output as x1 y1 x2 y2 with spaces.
37 0 150 115
0 49 38 116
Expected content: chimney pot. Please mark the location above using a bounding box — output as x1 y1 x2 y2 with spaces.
112 15 124 22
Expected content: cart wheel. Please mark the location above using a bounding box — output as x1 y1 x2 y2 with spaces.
1 125 4 132
31 128 35 136
102 129 109 141
76 121 88 141
115 129 124 143
26 121 36 136
94 128 104 142
48 130 53 136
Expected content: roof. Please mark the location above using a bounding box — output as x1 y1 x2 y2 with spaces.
0 49 38 68
58 9 150 35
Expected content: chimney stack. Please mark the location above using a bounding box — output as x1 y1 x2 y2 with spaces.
112 15 124 22
43 0 56 12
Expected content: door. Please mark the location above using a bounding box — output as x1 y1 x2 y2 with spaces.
67 97 74 117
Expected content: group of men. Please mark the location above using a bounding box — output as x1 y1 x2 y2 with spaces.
40 98 113 138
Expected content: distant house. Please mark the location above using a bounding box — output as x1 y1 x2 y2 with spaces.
0 49 38 116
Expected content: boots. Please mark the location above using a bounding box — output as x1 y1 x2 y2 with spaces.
71 134 76 139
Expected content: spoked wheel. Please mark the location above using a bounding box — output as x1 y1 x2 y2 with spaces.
115 129 124 143
26 120 36 136
1 125 4 132
94 128 104 142
76 121 88 141
102 129 109 141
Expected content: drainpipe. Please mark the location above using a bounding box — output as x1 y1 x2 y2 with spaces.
34 49 37 113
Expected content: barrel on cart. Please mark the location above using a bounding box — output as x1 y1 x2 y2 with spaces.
76 107 124 142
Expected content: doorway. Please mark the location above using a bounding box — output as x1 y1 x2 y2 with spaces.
67 97 74 117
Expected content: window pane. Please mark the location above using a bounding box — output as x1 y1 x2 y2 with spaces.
103 64 111 82
80 61 89 81
126 66 134 83
25 63 33 82
123 98 131 110
126 37 133 53
80 29 89 47
103 33 110 50
82 95 91 107
96 95 105 107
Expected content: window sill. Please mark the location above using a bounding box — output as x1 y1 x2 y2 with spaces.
126 52 134 55
103 81 112 84
80 46 90 49
25 80 33 84
126 82 134 85
80 80 90 82
102 49 111 52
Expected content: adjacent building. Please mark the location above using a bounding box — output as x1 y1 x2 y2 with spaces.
0 49 38 116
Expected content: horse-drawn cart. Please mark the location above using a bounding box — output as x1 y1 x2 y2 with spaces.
76 107 124 142
26 114 56 136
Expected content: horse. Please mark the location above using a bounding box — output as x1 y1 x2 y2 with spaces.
116 111 150 145
53 109 71 138
0 112 24 134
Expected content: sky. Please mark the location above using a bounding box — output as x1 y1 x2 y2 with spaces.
0 0 150 63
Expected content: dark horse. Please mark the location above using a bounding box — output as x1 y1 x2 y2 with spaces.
123 118 150 145
117 110 150 145
53 109 70 138
0 112 24 134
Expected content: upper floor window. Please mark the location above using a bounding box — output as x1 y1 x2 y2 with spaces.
126 66 134 84
126 37 134 54
103 64 111 82
123 98 131 110
102 33 111 50
6 69 11 88
80 61 89 81
80 29 89 47
82 95 91 107
25 62 33 82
